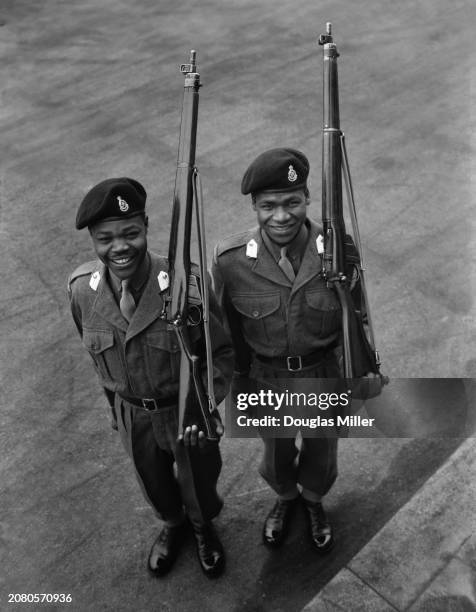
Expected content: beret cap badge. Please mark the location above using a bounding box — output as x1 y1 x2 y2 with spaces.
117 195 129 212
240 147 309 195
75 177 147 229
288 165 297 182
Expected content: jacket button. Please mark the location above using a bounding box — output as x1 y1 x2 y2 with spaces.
252 310 260 318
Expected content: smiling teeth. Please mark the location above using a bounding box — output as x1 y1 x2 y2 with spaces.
115 258 132 264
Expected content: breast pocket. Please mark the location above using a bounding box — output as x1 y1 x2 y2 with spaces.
304 288 342 337
231 292 281 347
144 330 182 388
82 328 123 383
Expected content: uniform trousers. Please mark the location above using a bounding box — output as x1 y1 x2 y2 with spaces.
115 396 223 525
250 353 341 497
259 435 338 497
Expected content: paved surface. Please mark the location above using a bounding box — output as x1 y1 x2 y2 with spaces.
302 436 476 612
1 1 475 611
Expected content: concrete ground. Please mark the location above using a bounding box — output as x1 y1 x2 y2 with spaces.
1 1 475 611
303 437 476 612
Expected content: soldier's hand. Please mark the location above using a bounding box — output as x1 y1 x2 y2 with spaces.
213 416 224 439
350 371 389 401
178 417 224 449
178 425 201 447
366 371 389 393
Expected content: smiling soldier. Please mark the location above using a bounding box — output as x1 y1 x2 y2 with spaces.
213 148 352 553
68 177 233 578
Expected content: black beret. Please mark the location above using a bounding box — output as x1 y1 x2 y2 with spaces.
76 177 147 229
241 148 309 195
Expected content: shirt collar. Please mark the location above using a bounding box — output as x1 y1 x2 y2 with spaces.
261 221 309 261
108 252 151 294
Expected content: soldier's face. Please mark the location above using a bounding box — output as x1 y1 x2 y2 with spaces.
253 189 309 245
89 215 148 280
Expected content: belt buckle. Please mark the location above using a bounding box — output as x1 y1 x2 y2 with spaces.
287 355 302 371
142 398 158 411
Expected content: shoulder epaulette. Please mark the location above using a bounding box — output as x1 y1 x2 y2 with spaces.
308 219 324 237
149 251 168 268
67 260 100 291
215 228 256 257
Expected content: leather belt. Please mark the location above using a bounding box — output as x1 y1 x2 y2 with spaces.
118 394 178 411
255 348 333 372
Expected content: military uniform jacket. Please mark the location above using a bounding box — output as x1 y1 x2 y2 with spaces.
212 219 359 373
69 251 233 403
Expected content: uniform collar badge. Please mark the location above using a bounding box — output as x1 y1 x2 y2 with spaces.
316 234 324 255
246 238 258 258
288 165 298 182
89 270 101 291
117 195 129 212
158 270 169 291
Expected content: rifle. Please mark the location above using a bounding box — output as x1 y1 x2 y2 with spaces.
161 50 218 440
318 23 385 387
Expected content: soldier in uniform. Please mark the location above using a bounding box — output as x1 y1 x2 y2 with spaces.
213 148 353 553
68 177 233 578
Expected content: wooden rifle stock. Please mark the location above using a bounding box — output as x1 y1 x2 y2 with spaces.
318 24 382 381
162 51 218 440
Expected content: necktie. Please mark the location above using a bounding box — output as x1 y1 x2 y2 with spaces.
278 246 296 282
120 280 136 322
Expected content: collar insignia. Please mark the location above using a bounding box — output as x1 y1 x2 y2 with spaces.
246 239 258 258
157 271 169 291
89 270 101 291
316 234 324 255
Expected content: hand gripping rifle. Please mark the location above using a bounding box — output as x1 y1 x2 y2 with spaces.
161 51 218 440
318 24 386 387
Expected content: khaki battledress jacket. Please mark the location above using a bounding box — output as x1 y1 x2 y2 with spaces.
212 219 359 375
69 251 233 404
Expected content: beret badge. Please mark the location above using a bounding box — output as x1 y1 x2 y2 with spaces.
240 148 309 195
117 196 129 212
75 177 147 229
